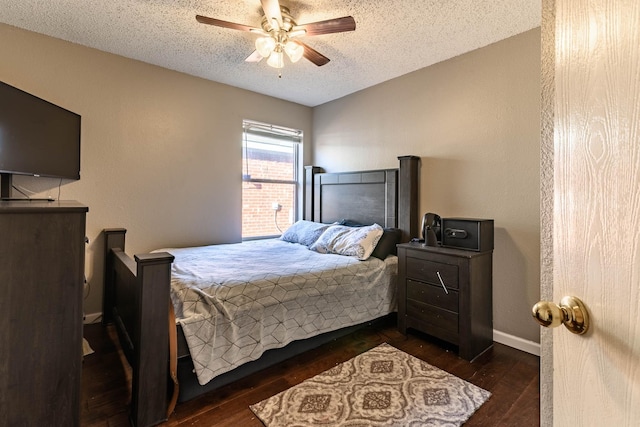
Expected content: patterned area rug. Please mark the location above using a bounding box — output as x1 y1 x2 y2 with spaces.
250 343 490 426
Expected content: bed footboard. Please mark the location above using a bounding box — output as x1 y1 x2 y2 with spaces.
103 229 175 427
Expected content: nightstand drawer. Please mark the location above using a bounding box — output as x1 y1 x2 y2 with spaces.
406 299 458 336
406 279 458 313
406 256 459 290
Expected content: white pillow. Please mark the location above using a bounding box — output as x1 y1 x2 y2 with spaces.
310 223 384 260
280 220 331 247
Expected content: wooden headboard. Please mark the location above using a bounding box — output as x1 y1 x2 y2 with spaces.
304 155 420 242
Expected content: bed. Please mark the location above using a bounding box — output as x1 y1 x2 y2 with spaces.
102 155 420 427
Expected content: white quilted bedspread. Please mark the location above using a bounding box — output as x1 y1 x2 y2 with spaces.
158 238 397 385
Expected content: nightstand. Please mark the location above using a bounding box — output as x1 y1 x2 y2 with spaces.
397 242 493 360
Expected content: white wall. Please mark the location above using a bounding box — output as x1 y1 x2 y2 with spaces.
0 23 313 314
313 29 542 343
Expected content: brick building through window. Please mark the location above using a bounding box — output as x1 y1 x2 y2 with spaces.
242 121 301 239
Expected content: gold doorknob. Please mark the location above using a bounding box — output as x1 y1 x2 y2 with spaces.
532 296 589 335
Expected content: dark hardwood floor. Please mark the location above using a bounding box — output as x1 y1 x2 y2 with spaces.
81 319 539 426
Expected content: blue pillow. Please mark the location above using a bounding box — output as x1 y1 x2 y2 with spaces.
280 220 331 247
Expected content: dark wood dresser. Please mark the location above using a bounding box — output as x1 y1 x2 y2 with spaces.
0 200 88 427
397 242 493 360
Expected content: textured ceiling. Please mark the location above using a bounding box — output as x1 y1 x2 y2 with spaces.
0 0 541 107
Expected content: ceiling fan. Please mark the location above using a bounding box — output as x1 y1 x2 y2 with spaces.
196 0 356 69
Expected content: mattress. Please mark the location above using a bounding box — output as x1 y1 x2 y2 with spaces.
157 238 397 385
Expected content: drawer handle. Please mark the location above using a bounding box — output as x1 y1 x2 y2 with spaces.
436 271 449 294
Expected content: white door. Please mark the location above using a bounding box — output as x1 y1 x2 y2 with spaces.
547 0 640 424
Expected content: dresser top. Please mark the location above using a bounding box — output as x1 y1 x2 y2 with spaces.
0 200 88 213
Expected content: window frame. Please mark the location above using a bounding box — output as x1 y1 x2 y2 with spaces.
241 120 302 240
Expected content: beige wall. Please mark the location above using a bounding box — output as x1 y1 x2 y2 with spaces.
1 22 541 343
313 29 541 343
0 23 313 315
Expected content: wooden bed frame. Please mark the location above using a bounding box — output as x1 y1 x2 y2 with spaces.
102 155 419 427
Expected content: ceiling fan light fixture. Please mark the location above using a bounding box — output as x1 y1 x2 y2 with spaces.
255 36 276 57
267 49 285 68
196 1 355 71
284 41 304 63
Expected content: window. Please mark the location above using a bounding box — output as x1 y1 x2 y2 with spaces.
242 120 301 239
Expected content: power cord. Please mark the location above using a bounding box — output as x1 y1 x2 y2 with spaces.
272 202 283 233
11 184 31 199
274 210 283 233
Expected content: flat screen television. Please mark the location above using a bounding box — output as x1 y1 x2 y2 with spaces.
0 81 81 199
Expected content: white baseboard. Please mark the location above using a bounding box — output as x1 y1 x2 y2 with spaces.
493 329 540 356
83 312 102 325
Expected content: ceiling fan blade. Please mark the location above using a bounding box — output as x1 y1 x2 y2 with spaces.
297 42 330 66
260 0 283 29
245 50 264 63
196 15 258 32
293 16 356 36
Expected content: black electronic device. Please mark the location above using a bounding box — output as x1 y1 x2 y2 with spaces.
0 81 81 199
420 212 441 246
